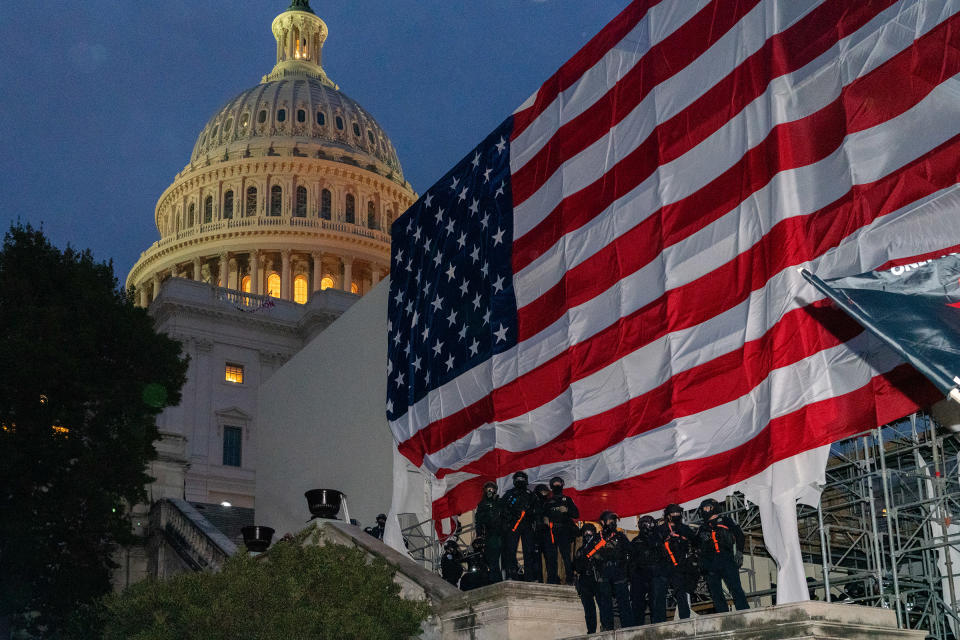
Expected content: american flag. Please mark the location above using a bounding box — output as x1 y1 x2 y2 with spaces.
387 0 960 525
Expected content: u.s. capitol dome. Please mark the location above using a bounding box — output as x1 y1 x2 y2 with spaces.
127 0 415 304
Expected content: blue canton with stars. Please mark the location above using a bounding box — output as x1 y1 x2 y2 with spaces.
387 118 517 422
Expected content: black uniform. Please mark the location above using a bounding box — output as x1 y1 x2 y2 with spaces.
696 515 749 612
572 527 603 634
530 486 551 583
593 523 635 630
441 543 465 587
501 481 538 580
629 517 662 624
475 491 505 583
460 539 490 591
654 514 697 622
543 489 579 584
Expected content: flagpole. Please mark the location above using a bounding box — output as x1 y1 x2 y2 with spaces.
799 269 960 406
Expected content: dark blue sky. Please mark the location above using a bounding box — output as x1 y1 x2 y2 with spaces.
0 1 627 279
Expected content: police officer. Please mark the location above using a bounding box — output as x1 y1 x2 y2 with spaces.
501 471 538 581
364 513 387 540
543 476 580 584
594 511 635 630
440 538 465 587
653 504 697 622
530 483 552 582
572 523 602 634
474 481 505 583
696 498 749 612
460 537 489 591
629 515 662 624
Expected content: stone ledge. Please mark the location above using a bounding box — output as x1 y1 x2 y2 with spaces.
560 601 926 640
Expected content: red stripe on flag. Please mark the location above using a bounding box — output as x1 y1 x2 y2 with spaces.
435 301 862 480
511 0 662 138
517 13 960 341
432 364 939 522
397 130 960 465
511 0 764 204
511 0 913 272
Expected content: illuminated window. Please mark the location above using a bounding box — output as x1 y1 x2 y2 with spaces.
270 185 282 216
295 186 307 217
204 195 213 223
351 282 359 294
294 275 308 304
320 276 334 290
222 426 242 467
267 273 280 298
241 275 251 293
240 112 250 129
352 122 361 137
320 189 331 219
223 190 233 219
246 186 257 216
317 111 325 126
277 109 286 123
345 194 355 224
225 364 244 384
297 109 306 123
367 201 378 229
335 115 344 130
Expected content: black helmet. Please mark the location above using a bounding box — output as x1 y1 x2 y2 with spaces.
664 503 683 520
549 476 565 494
599 511 619 532
482 481 497 495
534 483 550 497
581 522 598 537
512 471 529 490
444 538 458 549
698 498 720 520
376 513 387 523
472 537 486 552
638 515 656 531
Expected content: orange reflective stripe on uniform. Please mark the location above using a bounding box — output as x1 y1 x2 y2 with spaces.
549 522 555 544
711 530 720 553
664 540 678 566
512 510 526 532
586 537 606 558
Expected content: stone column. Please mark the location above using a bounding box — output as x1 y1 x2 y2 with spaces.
280 250 292 300
228 257 238 289
312 251 323 292
139 285 149 307
342 256 353 293
371 265 380 286
250 250 260 295
218 252 228 288
192 257 202 282
152 275 161 300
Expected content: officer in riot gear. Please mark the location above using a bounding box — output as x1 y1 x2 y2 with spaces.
543 476 580 584
630 515 662 624
530 483 551 582
440 538 464 587
460 537 490 591
474 481 505 582
653 503 698 622
695 498 749 612
572 522 602 634
501 471 538 580
364 513 387 540
593 511 635 630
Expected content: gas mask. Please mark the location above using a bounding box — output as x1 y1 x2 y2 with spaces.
512 472 529 491
550 476 564 496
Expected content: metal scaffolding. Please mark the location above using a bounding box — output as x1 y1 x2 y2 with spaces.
727 413 960 639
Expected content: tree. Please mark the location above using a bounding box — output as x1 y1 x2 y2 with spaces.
97 535 432 640
0 225 188 637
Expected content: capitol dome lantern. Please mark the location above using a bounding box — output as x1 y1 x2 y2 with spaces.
127 0 415 306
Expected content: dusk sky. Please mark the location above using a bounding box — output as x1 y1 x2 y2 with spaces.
0 1 628 280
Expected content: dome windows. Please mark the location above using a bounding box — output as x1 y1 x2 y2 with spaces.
335 116 344 130
246 186 258 216
316 111 326 126
188 203 196 227
297 109 306 123
204 196 213 223
367 131 375 145
294 275 308 304
320 276 334 291
240 113 250 129
270 185 283 216
352 122 361 137
223 190 234 220
367 201 378 229
295 186 307 217
212 124 219 139
257 110 267 124
267 273 281 298
345 194 356 224
277 109 287 123
225 118 233 134
320 189 331 220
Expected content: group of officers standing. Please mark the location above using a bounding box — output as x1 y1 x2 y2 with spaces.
440 471 750 633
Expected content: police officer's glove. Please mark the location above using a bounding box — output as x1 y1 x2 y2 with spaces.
734 550 743 567
557 506 568 513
